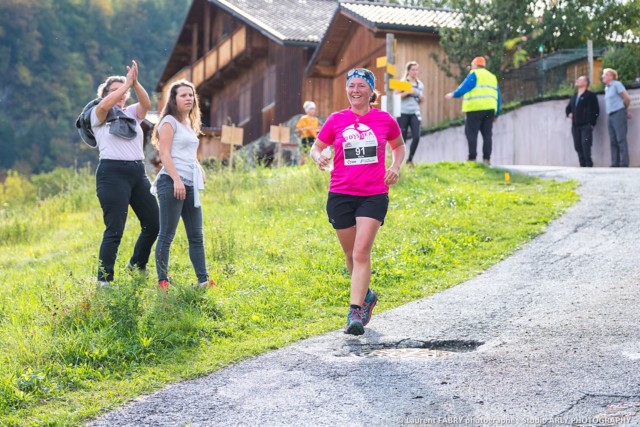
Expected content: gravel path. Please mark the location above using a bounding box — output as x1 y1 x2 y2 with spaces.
89 167 640 427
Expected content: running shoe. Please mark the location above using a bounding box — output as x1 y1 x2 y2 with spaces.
362 289 378 326
345 307 365 335
198 278 217 289
158 280 169 291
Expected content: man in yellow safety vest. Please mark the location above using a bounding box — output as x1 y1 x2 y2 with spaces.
445 56 501 165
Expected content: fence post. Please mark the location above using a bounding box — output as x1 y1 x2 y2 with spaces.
587 40 594 86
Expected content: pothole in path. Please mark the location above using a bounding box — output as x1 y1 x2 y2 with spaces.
343 339 483 359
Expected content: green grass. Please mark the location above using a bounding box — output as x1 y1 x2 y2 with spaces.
0 161 578 426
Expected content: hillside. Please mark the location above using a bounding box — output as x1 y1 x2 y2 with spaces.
0 0 191 174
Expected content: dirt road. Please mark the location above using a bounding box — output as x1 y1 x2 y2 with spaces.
90 167 640 427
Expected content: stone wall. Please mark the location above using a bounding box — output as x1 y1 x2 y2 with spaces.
412 88 640 167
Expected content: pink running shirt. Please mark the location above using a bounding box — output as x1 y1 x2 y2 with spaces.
317 107 401 196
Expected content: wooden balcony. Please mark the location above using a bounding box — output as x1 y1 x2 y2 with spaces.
166 67 191 87
163 27 268 94
166 26 250 91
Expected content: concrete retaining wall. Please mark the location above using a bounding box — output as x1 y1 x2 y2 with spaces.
412 88 640 166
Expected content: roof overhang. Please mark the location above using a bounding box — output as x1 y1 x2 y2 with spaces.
306 3 447 76
156 0 323 92
211 0 321 48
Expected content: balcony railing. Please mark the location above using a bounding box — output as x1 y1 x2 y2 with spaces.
166 26 248 90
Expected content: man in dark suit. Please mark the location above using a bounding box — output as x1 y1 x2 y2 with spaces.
565 76 600 167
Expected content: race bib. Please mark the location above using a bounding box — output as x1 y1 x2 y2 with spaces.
342 123 378 166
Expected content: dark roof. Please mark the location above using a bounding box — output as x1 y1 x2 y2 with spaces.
519 48 607 72
306 2 461 75
541 48 606 71
212 0 338 46
340 1 461 32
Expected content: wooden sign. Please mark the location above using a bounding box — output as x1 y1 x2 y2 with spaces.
220 125 244 171
270 125 297 167
221 125 243 146
386 63 397 77
389 79 412 92
376 56 387 68
270 125 290 143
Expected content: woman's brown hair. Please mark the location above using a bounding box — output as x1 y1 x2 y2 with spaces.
153 79 202 147
97 75 128 99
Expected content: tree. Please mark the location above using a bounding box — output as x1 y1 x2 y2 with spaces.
433 0 638 80
603 46 640 84
0 0 191 174
527 0 638 52
432 0 530 79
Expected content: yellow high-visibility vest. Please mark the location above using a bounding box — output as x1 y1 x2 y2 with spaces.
462 68 498 113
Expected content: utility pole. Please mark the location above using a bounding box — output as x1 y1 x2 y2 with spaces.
385 33 395 116
587 40 594 86
377 33 409 115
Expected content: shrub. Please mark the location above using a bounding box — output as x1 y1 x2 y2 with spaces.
30 167 85 199
0 171 36 206
602 45 640 84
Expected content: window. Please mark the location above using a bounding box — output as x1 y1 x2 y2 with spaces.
238 85 251 126
263 65 276 110
214 97 227 128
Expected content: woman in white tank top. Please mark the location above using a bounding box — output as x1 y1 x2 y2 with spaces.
152 80 215 290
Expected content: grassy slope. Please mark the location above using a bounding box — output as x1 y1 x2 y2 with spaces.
0 162 578 426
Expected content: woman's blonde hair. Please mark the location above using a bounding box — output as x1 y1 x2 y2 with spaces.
153 80 202 147
603 68 618 80
402 61 422 84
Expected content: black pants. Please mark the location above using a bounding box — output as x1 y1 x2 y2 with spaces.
96 160 159 282
465 109 495 161
397 113 421 162
571 124 593 167
301 136 316 149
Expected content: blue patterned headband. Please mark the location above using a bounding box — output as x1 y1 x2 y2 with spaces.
346 68 375 91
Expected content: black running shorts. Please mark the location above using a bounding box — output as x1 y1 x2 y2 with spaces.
326 192 389 229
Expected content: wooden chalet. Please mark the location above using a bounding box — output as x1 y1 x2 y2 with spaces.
156 0 465 160
306 1 463 128
156 0 337 151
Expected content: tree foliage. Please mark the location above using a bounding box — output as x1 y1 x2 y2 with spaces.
603 46 640 84
0 0 190 174
433 0 639 81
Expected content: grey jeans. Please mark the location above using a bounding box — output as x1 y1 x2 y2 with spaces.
608 109 629 167
155 174 208 283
